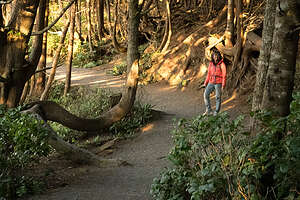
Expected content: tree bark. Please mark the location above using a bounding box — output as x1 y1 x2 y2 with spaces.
261 0 300 117
160 0 172 53
96 0 107 40
40 22 70 101
251 0 276 114
232 0 243 69
64 2 76 96
0 0 40 107
224 0 234 47
127 0 140 71
112 0 127 53
36 0 49 95
87 0 94 53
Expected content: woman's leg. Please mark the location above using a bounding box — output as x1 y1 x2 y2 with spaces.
215 84 222 114
204 83 215 114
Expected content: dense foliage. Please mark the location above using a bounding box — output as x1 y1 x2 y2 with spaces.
0 106 51 199
151 93 300 200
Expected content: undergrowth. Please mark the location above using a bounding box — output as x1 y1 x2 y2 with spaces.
0 106 51 199
151 93 300 200
48 82 154 143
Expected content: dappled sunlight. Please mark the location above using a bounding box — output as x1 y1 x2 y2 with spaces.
49 67 126 88
141 123 154 133
222 91 237 105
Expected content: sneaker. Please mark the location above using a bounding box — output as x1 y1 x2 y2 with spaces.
203 111 212 116
213 111 218 116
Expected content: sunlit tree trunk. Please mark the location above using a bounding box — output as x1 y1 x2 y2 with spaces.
36 0 50 95
224 0 234 47
40 22 70 101
64 2 76 96
261 0 300 117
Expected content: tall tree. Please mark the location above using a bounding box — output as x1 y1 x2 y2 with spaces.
36 0 50 95
40 21 70 101
64 1 76 96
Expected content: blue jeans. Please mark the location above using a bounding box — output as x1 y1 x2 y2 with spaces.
204 83 222 113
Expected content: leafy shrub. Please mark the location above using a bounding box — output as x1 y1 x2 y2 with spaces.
151 113 247 200
151 92 300 200
0 106 51 199
107 62 127 76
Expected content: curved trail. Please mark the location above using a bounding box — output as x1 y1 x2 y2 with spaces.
29 64 244 200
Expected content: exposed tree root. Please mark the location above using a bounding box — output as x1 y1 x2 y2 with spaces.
25 60 139 132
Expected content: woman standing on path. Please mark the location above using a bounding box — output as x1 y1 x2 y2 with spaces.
203 48 226 116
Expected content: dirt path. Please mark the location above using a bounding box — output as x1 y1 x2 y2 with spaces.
28 64 246 200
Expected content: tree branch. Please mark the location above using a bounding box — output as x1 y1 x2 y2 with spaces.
31 0 75 36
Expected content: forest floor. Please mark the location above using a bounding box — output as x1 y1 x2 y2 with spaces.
26 56 250 200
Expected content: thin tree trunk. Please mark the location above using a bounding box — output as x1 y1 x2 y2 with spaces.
161 0 172 53
40 22 70 101
76 0 84 44
232 0 242 69
127 0 140 71
20 81 29 105
106 0 112 35
36 0 50 95
112 0 127 53
251 0 276 130
261 0 300 117
29 75 35 96
158 0 170 51
96 0 106 40
87 0 94 53
224 0 234 47
64 2 76 96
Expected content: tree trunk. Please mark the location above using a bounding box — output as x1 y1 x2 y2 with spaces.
224 0 234 47
261 0 300 117
106 0 112 35
76 0 84 44
40 22 70 101
64 2 76 96
36 0 50 95
87 0 94 53
161 0 172 53
251 0 276 132
29 75 36 96
0 0 40 108
112 0 127 53
232 0 243 69
96 0 107 40
127 0 140 71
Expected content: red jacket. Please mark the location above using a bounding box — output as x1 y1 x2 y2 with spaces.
204 60 226 88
